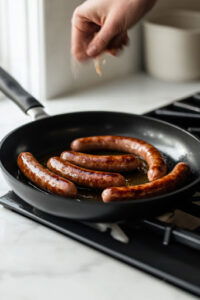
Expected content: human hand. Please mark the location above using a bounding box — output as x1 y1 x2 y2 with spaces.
71 0 157 61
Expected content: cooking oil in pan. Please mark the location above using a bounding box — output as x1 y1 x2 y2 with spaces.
76 169 149 201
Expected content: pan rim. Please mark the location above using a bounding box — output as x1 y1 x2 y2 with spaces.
1 110 200 206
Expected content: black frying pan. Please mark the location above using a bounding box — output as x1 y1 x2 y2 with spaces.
0 67 200 222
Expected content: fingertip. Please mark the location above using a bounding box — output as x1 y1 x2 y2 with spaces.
86 44 98 57
72 51 89 62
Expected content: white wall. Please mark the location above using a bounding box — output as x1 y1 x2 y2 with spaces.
42 0 141 99
0 0 8 69
0 0 42 99
1 0 198 101
32 0 200 99
0 0 7 99
0 0 142 100
2 0 30 90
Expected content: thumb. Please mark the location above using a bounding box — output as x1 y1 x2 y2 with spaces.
86 20 118 57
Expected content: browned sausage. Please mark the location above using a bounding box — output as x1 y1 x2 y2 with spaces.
71 136 167 181
17 152 77 197
60 151 141 172
47 156 126 189
102 162 189 202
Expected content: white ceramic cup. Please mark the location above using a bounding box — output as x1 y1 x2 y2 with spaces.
143 10 200 82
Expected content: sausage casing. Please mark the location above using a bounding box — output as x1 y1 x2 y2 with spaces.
17 152 77 197
60 151 140 172
47 156 126 189
102 162 189 202
71 135 167 181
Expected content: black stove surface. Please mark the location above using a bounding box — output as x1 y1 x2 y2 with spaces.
1 92 200 296
0 191 200 296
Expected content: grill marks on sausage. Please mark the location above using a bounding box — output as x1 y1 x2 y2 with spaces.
102 162 189 202
70 135 167 181
61 151 141 172
17 152 77 197
47 157 126 189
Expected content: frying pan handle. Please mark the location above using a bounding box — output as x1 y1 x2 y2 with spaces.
0 67 48 119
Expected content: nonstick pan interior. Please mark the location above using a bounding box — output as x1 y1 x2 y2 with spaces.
1 111 200 221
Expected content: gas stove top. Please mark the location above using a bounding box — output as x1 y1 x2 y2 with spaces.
1 92 200 296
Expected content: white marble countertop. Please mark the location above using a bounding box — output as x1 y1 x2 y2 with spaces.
0 73 199 300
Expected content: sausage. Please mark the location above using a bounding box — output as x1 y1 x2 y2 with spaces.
102 162 189 202
71 135 167 181
17 152 77 197
47 156 126 189
60 151 141 172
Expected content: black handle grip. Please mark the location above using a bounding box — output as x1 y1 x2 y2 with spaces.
0 67 44 113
